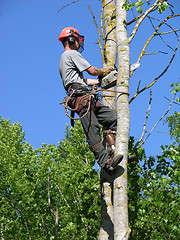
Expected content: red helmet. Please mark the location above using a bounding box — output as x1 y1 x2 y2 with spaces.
58 27 84 52
58 27 80 42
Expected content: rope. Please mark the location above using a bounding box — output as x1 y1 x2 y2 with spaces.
92 85 130 95
60 86 129 121
60 90 93 120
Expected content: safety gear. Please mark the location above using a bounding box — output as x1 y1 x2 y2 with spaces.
98 68 112 79
104 130 116 152
58 27 80 41
58 27 84 53
100 70 118 89
104 154 123 172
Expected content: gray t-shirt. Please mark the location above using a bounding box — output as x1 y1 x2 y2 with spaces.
59 50 91 90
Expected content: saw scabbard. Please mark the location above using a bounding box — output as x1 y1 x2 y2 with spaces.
100 70 117 89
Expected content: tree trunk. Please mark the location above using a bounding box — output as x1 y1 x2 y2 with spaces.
99 1 116 239
114 0 130 239
99 1 130 239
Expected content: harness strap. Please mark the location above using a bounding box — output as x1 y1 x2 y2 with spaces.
89 142 102 152
60 85 129 125
71 111 75 127
60 89 98 125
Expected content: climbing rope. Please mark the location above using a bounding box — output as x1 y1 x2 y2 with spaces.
60 89 93 120
60 86 129 121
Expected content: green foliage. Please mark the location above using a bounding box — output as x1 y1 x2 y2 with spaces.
135 0 143 13
122 0 144 13
122 0 169 14
122 0 135 12
0 118 100 239
170 82 180 103
128 82 180 238
157 0 169 14
128 136 180 239
0 80 179 238
166 82 180 145
166 111 180 144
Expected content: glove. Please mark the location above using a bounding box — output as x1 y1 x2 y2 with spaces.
98 68 112 79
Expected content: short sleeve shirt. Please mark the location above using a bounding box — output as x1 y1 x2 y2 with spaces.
59 50 91 90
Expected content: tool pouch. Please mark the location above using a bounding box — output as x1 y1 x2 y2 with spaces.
68 91 101 114
70 95 91 114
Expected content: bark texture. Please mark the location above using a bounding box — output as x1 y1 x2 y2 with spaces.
114 0 130 239
99 1 117 239
99 1 130 239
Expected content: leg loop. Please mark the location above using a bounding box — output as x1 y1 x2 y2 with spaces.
89 142 102 152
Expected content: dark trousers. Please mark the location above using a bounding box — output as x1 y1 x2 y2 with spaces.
78 103 117 167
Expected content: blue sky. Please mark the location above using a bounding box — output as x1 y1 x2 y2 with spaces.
0 0 179 158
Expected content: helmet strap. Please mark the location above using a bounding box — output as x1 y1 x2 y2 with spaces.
68 29 84 53
68 30 76 45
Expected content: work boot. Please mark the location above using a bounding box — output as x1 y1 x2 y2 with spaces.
91 142 110 167
103 154 123 172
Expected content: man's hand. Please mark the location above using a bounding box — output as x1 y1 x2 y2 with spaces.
98 68 112 79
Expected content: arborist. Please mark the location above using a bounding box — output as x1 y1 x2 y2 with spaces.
58 27 123 172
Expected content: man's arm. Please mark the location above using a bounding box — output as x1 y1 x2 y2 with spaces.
86 66 101 76
85 66 113 86
86 66 112 78
86 78 100 86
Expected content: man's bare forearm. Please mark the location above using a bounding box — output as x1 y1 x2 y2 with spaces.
86 78 99 86
86 66 101 76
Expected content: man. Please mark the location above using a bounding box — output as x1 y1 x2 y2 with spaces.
58 27 123 172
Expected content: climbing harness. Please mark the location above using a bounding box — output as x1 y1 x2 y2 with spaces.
60 85 129 123
60 88 98 120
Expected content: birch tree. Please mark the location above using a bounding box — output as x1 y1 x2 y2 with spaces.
88 0 179 239
114 0 130 238
59 1 179 239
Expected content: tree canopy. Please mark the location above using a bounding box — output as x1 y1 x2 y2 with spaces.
0 119 100 239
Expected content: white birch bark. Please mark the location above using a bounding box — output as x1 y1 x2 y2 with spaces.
99 1 117 239
113 0 130 239
102 0 116 110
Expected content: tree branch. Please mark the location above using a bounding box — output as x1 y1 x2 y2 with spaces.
47 175 59 240
57 0 81 13
129 0 159 43
127 15 141 26
130 14 180 103
47 175 55 216
1 195 31 240
88 5 104 60
40 215 50 239
143 50 168 55
164 96 180 105
57 186 71 210
131 90 152 154
139 96 175 147
147 15 175 51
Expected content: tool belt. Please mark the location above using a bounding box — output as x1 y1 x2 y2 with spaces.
60 83 129 127
67 84 100 114
60 83 101 126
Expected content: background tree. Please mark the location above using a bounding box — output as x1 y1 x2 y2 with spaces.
128 82 180 239
0 118 100 239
